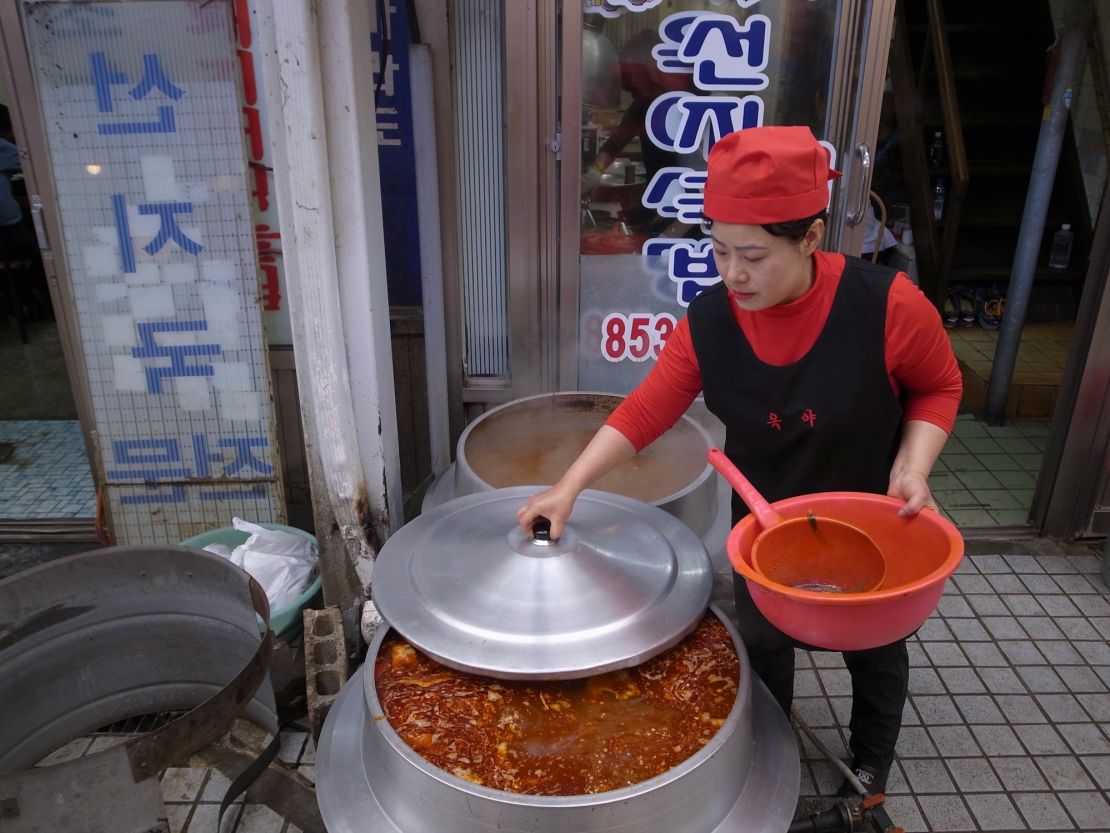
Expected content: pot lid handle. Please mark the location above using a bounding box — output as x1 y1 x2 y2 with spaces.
531 516 553 544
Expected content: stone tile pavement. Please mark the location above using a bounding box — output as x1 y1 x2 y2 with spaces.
793 539 1110 832
10 536 1110 832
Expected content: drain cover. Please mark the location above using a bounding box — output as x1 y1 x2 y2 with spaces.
0 443 13 463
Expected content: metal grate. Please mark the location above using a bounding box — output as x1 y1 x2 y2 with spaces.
451 0 509 378
96 711 187 735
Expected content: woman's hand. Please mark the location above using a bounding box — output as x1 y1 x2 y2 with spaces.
887 467 936 517
514 426 639 542
516 483 580 541
888 420 949 517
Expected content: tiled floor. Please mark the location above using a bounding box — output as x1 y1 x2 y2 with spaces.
0 318 79 421
0 419 96 518
950 323 1074 420
35 728 314 833
938 320 1074 530
13 538 1110 832
794 541 1110 831
932 414 1047 528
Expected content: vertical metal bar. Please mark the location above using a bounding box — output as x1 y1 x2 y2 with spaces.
453 0 509 379
557 1 583 390
409 44 452 477
826 0 896 256
1038 175 1110 538
984 0 1092 423
257 0 400 600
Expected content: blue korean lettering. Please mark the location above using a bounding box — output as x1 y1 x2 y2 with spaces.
656 13 770 91
678 280 715 306
642 167 685 219
90 51 183 135
129 53 186 102
111 196 205 272
643 238 681 259
90 52 127 111
192 434 273 478
131 320 221 394
200 485 268 502
107 438 190 480
654 13 701 73
670 239 719 281
139 202 204 256
647 93 764 156
121 485 189 505
662 240 720 307
642 167 707 223
111 193 136 274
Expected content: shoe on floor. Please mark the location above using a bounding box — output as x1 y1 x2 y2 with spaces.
836 761 888 799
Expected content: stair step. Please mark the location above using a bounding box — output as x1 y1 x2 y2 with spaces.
953 64 1041 79
908 23 1040 35
929 163 1031 178
969 162 1034 177
960 113 1043 127
949 265 1085 283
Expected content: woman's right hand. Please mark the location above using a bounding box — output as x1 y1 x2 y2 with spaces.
515 425 639 541
516 483 579 542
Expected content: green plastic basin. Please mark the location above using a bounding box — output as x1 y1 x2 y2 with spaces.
180 523 321 642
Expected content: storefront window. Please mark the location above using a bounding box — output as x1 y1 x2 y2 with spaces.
577 0 843 392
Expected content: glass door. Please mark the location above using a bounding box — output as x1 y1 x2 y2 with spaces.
558 0 895 393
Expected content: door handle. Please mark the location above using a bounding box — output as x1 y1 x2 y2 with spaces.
844 143 872 226
30 195 50 253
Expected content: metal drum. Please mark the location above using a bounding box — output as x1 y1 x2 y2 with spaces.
316 607 797 833
316 488 798 833
424 392 726 567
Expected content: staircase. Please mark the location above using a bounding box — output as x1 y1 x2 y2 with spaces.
888 0 1092 320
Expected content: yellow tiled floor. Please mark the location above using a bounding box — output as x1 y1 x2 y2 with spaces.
935 321 1074 529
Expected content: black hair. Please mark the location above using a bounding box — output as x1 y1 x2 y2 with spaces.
0 105 10 134
760 209 828 243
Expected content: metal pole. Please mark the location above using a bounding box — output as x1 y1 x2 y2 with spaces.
410 45 453 478
984 0 1091 423
257 0 402 605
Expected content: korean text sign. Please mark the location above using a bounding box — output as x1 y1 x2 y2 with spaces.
578 1 839 392
24 0 282 542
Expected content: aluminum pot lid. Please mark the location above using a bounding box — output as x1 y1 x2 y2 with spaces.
371 486 713 680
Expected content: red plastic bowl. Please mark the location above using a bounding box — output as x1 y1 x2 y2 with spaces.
727 492 964 651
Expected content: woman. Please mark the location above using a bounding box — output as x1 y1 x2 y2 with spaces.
518 125 962 798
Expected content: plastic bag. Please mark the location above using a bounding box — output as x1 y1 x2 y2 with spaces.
207 518 318 611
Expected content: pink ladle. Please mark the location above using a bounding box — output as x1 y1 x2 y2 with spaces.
707 448 886 594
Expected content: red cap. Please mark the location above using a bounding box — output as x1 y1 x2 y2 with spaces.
702 126 841 224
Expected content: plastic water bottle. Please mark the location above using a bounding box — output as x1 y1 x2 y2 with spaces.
933 179 946 222
1048 223 1074 269
898 228 919 286
927 130 944 168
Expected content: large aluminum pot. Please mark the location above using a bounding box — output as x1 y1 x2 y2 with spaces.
315 605 798 833
427 392 722 550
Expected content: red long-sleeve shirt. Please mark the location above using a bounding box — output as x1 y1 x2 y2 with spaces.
607 251 962 450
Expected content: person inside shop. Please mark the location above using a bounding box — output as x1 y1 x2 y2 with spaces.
581 29 697 239
518 125 962 798
0 105 48 321
0 106 29 254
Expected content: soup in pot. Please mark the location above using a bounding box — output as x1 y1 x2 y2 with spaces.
374 615 739 796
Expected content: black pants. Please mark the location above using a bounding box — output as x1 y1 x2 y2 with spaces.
733 572 909 773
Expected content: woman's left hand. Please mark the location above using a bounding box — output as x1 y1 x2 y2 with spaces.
888 468 937 517
888 420 949 517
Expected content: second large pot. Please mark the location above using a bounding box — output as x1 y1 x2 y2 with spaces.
427 391 724 555
316 605 799 833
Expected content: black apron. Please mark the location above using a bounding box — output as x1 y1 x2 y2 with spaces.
687 256 905 524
